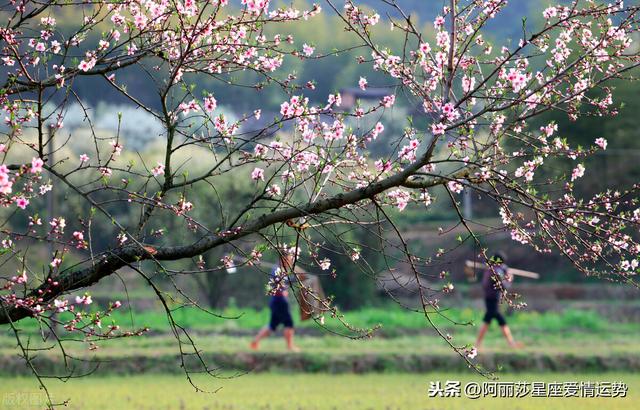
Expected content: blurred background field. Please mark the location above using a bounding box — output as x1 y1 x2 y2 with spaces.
3 301 640 375
1 373 638 410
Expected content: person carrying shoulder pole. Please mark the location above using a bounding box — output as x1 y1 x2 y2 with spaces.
250 251 300 352
475 252 523 350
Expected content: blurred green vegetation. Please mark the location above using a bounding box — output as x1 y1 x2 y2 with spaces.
7 304 628 335
3 304 640 377
2 372 639 410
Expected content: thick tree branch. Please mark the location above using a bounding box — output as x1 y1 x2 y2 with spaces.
0 156 430 325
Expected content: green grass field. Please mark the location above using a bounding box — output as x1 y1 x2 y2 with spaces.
1 373 637 409
2 305 640 408
89 305 629 333
3 306 640 375
2 331 638 359
3 306 638 357
7 304 632 336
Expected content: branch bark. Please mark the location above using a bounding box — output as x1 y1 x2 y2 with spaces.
0 154 433 325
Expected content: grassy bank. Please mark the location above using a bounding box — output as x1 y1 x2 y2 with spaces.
2 329 640 375
3 305 640 375
8 305 629 335
112 305 620 332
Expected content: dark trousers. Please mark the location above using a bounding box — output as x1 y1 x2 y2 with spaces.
483 297 507 326
269 296 294 331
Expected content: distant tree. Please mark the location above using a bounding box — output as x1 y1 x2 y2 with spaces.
1 0 640 406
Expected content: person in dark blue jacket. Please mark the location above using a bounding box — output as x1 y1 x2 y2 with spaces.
475 252 523 350
250 253 300 351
